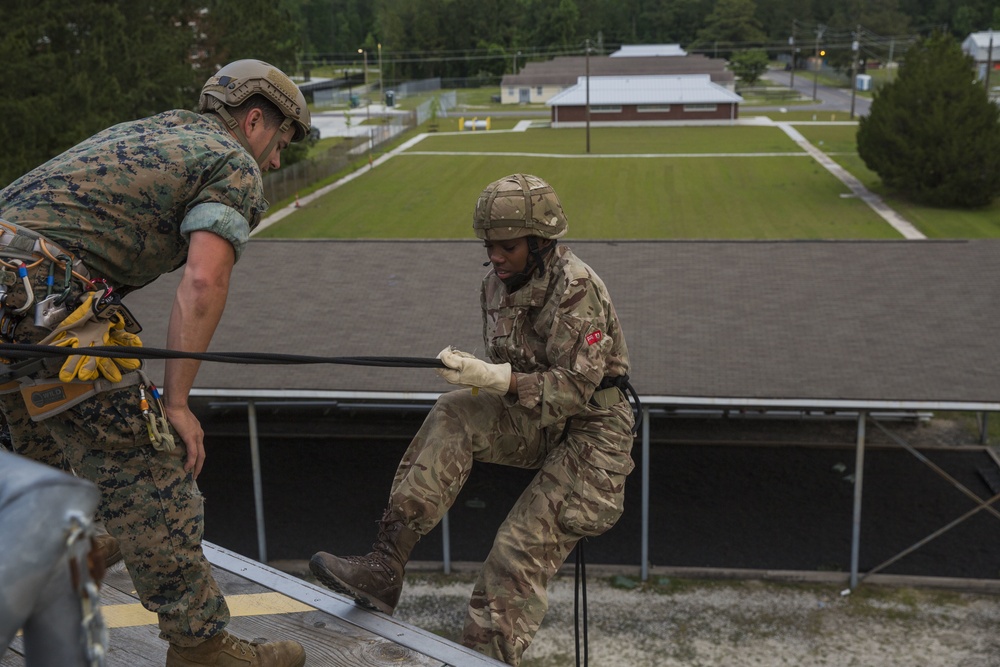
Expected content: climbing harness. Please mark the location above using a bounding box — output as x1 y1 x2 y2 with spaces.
137 380 175 452
0 219 93 343
3 371 144 422
590 374 643 434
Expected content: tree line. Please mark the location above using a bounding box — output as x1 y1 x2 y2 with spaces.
3 0 998 187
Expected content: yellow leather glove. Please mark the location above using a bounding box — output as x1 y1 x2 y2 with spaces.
42 293 122 383
107 313 143 373
436 346 511 395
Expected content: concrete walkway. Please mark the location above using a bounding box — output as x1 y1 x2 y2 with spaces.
774 121 925 239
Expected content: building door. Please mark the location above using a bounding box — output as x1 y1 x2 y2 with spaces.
519 88 530 103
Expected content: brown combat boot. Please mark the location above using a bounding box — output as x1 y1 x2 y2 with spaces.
165 630 305 667
92 533 123 568
309 510 420 615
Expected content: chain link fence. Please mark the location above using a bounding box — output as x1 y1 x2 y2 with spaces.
261 87 457 205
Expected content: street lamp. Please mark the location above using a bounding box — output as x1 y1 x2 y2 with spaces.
377 42 383 94
849 30 860 119
358 48 368 90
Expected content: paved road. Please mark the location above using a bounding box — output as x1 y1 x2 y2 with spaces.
761 69 871 117
310 103 410 139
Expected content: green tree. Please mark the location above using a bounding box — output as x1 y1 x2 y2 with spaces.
0 0 202 187
200 0 303 72
730 48 771 85
534 0 581 50
857 33 1000 208
692 0 767 57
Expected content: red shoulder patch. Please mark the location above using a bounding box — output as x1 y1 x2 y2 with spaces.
586 330 603 346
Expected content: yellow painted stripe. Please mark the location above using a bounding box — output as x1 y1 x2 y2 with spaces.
101 593 314 629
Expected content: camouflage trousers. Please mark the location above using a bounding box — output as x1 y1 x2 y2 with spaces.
389 389 635 666
0 385 229 647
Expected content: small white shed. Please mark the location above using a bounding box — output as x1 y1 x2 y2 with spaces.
962 31 1000 80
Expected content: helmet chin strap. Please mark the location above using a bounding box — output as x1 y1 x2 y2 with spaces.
501 238 556 291
215 107 291 169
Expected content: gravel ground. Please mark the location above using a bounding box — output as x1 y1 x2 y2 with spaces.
276 419 1000 667
388 568 1000 667
286 414 1000 666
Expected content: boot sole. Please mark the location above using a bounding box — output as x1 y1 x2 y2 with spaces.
309 555 394 615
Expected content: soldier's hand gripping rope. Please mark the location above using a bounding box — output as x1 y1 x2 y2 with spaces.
435 345 511 394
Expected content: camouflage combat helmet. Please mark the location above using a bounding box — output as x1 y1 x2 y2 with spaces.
199 59 311 167
473 174 568 241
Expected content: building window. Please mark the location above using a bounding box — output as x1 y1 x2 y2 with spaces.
684 104 718 112
591 105 622 113
638 104 672 112
508 88 515 96
537 86 543 95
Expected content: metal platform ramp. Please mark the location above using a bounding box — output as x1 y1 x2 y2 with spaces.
2 542 504 667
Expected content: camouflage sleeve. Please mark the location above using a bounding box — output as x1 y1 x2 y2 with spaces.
177 143 267 263
515 278 612 427
180 203 251 261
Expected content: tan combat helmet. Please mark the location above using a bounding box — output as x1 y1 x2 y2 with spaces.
199 59 312 167
473 173 568 241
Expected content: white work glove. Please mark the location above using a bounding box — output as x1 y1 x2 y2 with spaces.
436 346 511 395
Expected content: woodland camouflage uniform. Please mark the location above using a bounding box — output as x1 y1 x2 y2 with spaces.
0 109 266 645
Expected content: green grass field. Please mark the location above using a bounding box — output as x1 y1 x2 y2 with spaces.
259 121 998 240
793 124 1000 238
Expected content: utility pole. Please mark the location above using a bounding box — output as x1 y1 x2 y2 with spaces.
377 42 383 95
849 27 860 119
789 33 796 89
813 24 826 102
585 38 591 154
358 48 368 90
789 19 797 89
888 38 895 81
986 29 994 94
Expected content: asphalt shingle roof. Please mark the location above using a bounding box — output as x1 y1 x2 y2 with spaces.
126 239 1000 409
501 55 734 87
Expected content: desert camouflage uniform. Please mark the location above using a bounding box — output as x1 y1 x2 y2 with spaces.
0 109 266 646
390 244 635 665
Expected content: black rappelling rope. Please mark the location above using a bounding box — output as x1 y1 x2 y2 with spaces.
0 344 445 381
574 540 589 667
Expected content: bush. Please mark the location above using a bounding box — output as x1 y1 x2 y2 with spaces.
856 33 1000 208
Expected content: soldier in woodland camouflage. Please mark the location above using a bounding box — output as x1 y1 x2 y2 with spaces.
0 60 310 667
311 174 635 665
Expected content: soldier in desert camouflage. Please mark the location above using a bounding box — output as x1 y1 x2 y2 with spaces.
0 60 310 667
311 173 636 666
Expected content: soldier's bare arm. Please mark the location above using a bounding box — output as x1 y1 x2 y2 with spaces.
163 230 235 478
